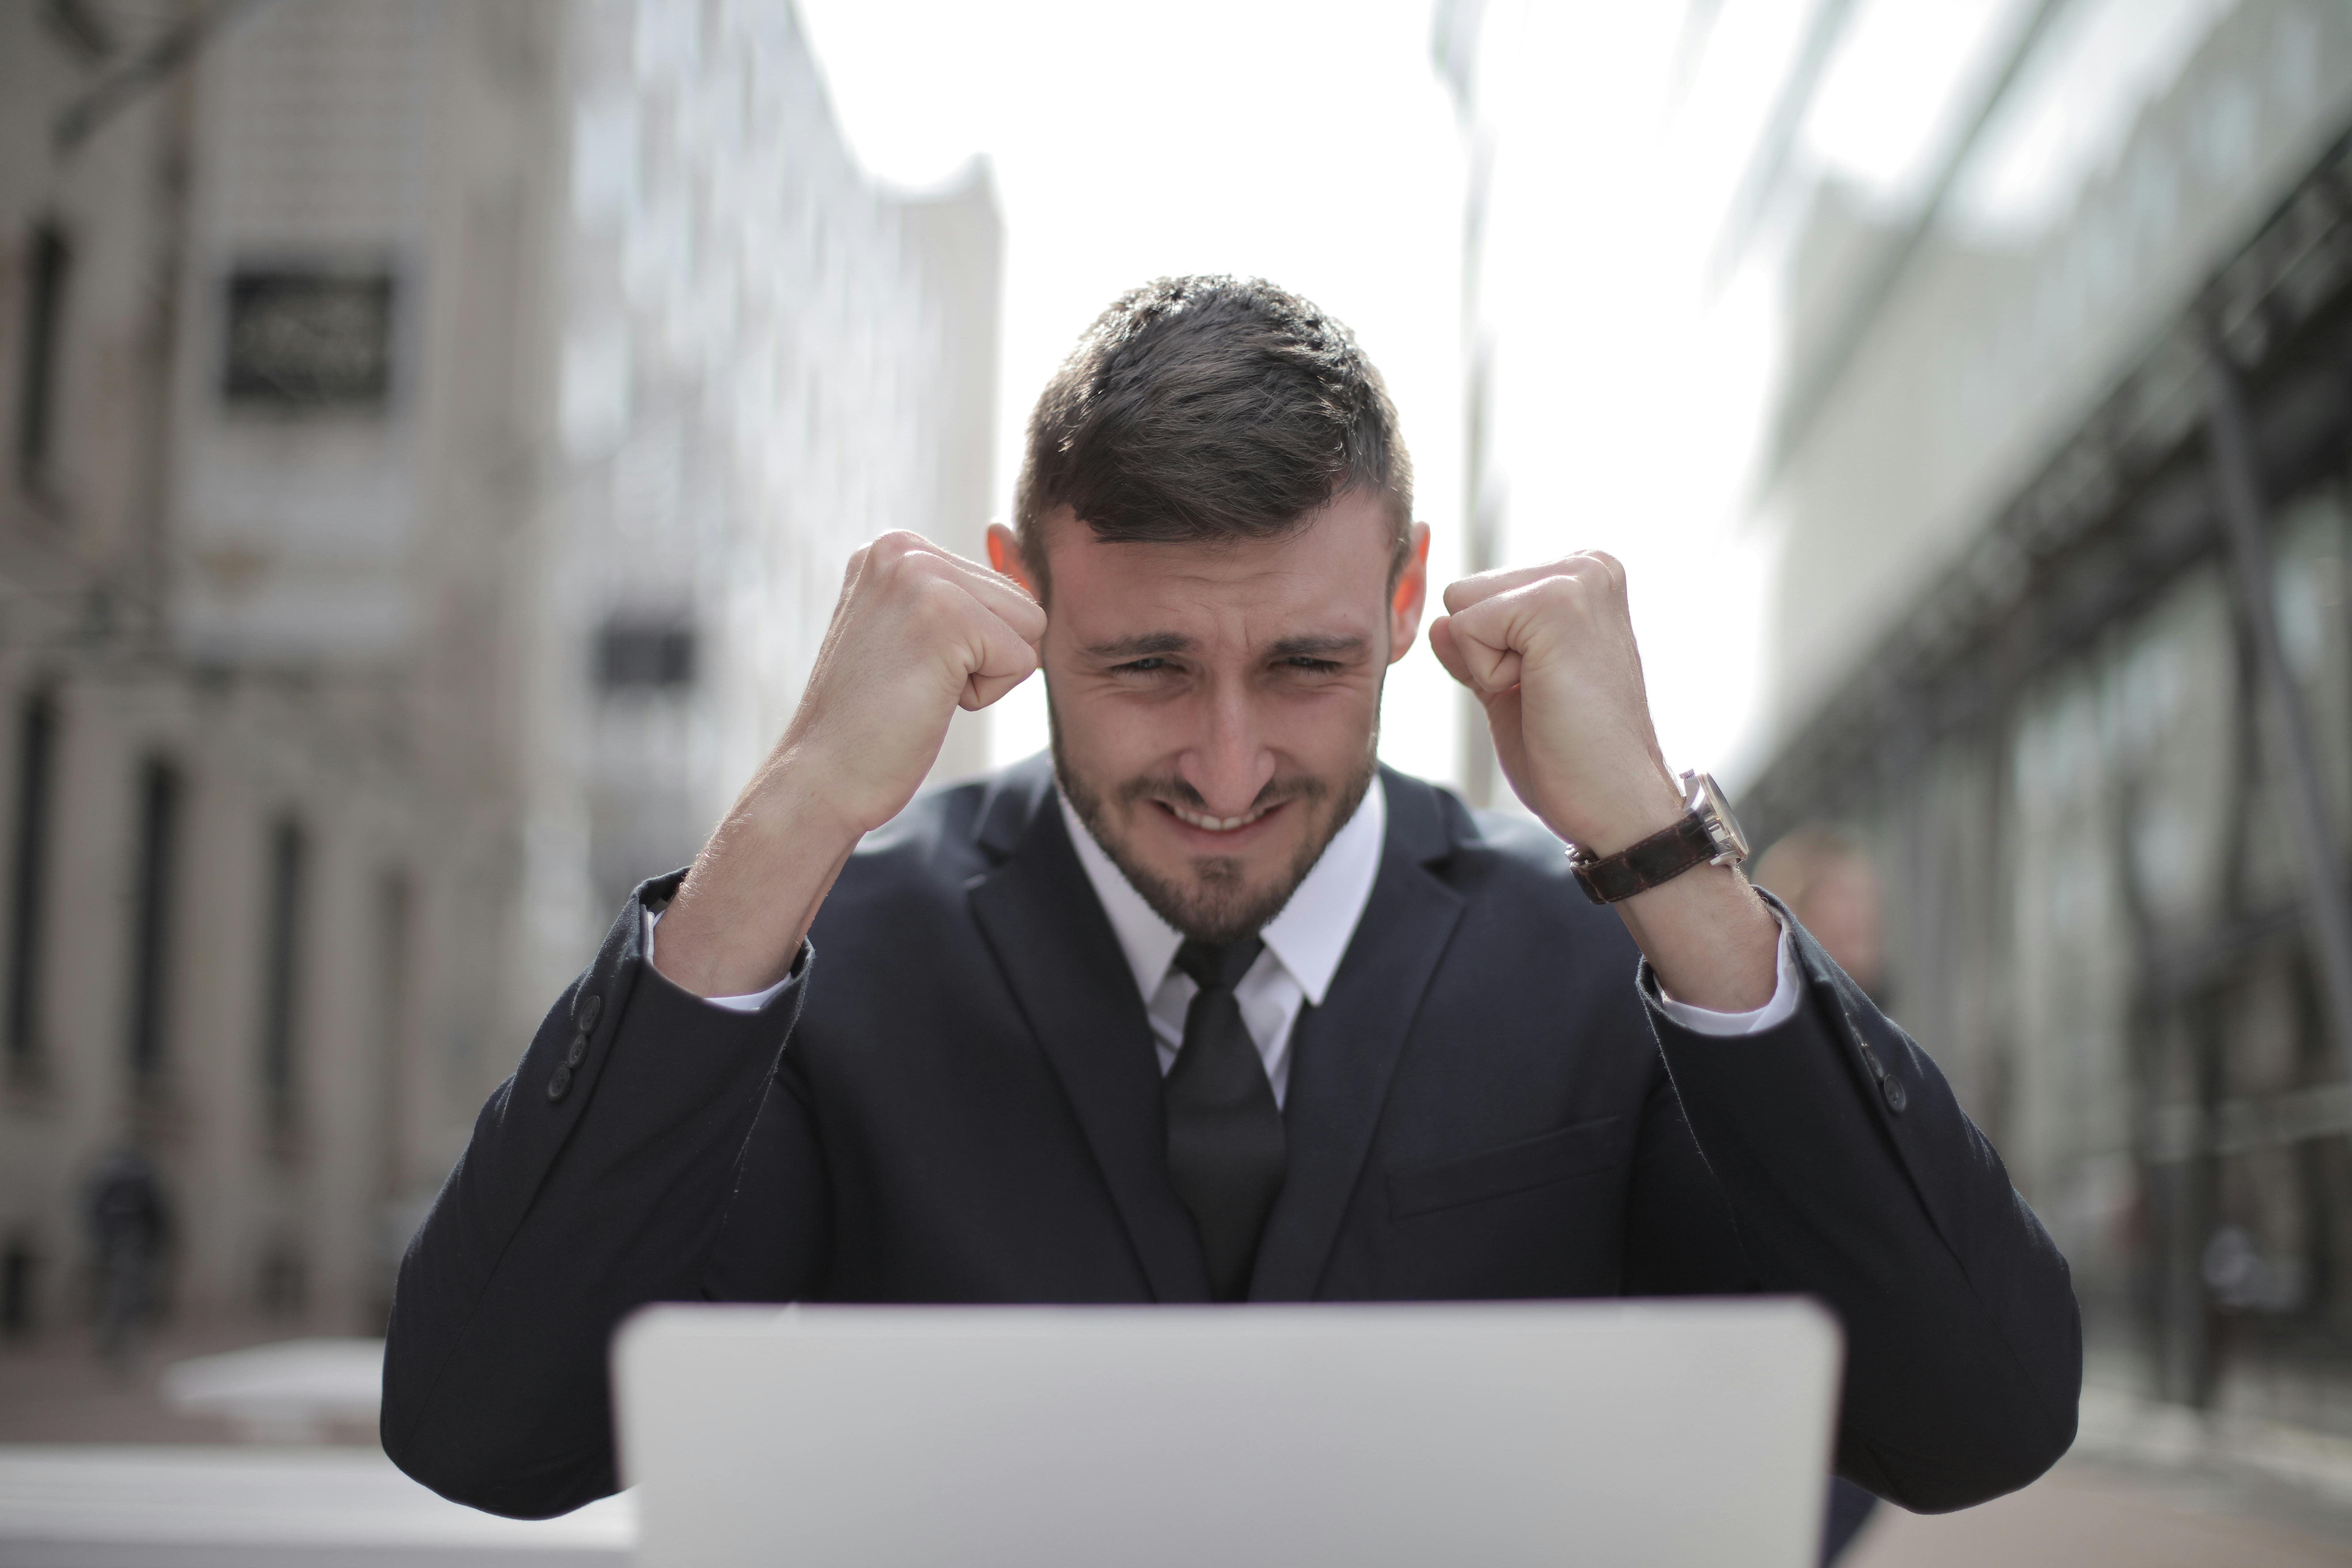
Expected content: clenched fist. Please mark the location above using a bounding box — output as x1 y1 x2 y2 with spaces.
654 532 1042 996
787 531 1046 836
1430 551 1778 1010
1427 552 1685 855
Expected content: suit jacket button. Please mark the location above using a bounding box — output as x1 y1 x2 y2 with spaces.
575 993 603 1033
1880 1075 1907 1114
565 1031 589 1069
547 1065 573 1101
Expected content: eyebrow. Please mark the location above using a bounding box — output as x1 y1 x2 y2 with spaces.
1268 634 1370 661
1084 631 1193 660
1083 631 1371 662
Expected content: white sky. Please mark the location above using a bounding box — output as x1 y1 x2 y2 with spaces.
790 0 2106 793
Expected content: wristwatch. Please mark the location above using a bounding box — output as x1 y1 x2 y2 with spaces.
1567 770 1749 905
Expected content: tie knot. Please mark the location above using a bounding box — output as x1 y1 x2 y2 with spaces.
1174 937 1264 994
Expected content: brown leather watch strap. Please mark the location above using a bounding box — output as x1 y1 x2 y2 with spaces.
1570 812 1719 905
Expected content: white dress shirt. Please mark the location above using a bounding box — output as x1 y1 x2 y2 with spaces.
651 776 1805 1089
1058 781 1388 1108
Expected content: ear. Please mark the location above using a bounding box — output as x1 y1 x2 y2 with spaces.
986 523 1038 597
1387 523 1431 664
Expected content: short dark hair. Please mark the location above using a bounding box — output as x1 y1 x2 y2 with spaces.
1014 276 1413 597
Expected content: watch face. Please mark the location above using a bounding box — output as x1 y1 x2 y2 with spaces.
1688 771 1750 864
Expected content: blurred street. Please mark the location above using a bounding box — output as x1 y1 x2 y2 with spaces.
1849 1466 2352 1567
1 1326 303 1448
10 1330 2352 1564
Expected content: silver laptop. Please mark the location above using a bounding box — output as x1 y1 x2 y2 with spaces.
613 1299 1841 1568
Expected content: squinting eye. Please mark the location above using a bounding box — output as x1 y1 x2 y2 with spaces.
1285 658 1340 673
1122 658 1168 673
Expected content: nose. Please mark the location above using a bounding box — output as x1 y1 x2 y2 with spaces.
1178 680 1276 818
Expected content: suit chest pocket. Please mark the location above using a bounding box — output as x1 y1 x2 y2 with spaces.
1386 1117 1626 1221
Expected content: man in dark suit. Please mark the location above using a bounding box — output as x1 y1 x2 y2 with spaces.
383 276 2079 1525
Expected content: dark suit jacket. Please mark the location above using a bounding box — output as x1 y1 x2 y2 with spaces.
383 758 2079 1520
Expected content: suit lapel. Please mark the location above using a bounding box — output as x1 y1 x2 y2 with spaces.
966 763 1212 1303
1250 771 1466 1300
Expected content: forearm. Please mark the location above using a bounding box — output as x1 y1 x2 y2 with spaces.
1616 861 1781 1013
654 747 863 997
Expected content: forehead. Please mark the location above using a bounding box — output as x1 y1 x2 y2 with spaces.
1042 494 1393 642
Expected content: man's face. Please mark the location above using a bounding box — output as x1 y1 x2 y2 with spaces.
993 493 1428 946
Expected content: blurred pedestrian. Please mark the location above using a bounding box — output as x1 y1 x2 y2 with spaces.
87 1147 169 1362
1753 827 1884 999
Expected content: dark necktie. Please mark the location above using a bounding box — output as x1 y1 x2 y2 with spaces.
1164 937 1286 1301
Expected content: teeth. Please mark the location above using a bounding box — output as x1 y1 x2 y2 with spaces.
1167 802 1270 832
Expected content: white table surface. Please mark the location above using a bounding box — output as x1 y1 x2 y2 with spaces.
0 1445 635 1567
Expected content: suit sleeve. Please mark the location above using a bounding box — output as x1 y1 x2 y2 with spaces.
1640 902 2081 1513
380 873 831 1519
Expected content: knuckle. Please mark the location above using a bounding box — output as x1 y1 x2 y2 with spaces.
1571 549 1624 587
1532 575 1581 607
896 554 960 599
869 530 930 570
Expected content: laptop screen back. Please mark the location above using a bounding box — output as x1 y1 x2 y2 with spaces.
614 1298 1841 1568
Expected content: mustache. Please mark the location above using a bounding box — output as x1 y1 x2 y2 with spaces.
1113 774 1332 813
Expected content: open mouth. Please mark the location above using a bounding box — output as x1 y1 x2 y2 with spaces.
1156 799 1281 834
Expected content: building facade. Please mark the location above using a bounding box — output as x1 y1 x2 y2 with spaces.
1745 0 2352 1433
0 0 998 1342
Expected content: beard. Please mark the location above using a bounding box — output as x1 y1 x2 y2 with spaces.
1053 704 1379 948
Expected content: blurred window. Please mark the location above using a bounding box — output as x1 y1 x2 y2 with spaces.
260 816 306 1136
222 270 395 410
126 758 181 1087
7 689 57 1081
596 617 696 691
14 223 70 489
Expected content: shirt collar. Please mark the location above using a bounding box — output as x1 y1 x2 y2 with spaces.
1057 773 1388 1006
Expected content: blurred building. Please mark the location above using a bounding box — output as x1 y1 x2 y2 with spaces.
0 0 998 1343
1740 0 2352 1436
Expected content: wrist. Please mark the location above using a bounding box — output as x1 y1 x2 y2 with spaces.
658 771 860 998
1560 767 1686 857
761 731 898 845
1617 867 1780 1012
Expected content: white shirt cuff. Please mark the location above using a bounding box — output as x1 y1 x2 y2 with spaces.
644 906 796 1014
1652 915 1803 1038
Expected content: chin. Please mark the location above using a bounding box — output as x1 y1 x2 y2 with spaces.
1140 820 1306 890
1053 739 1372 944
1140 843 1314 946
